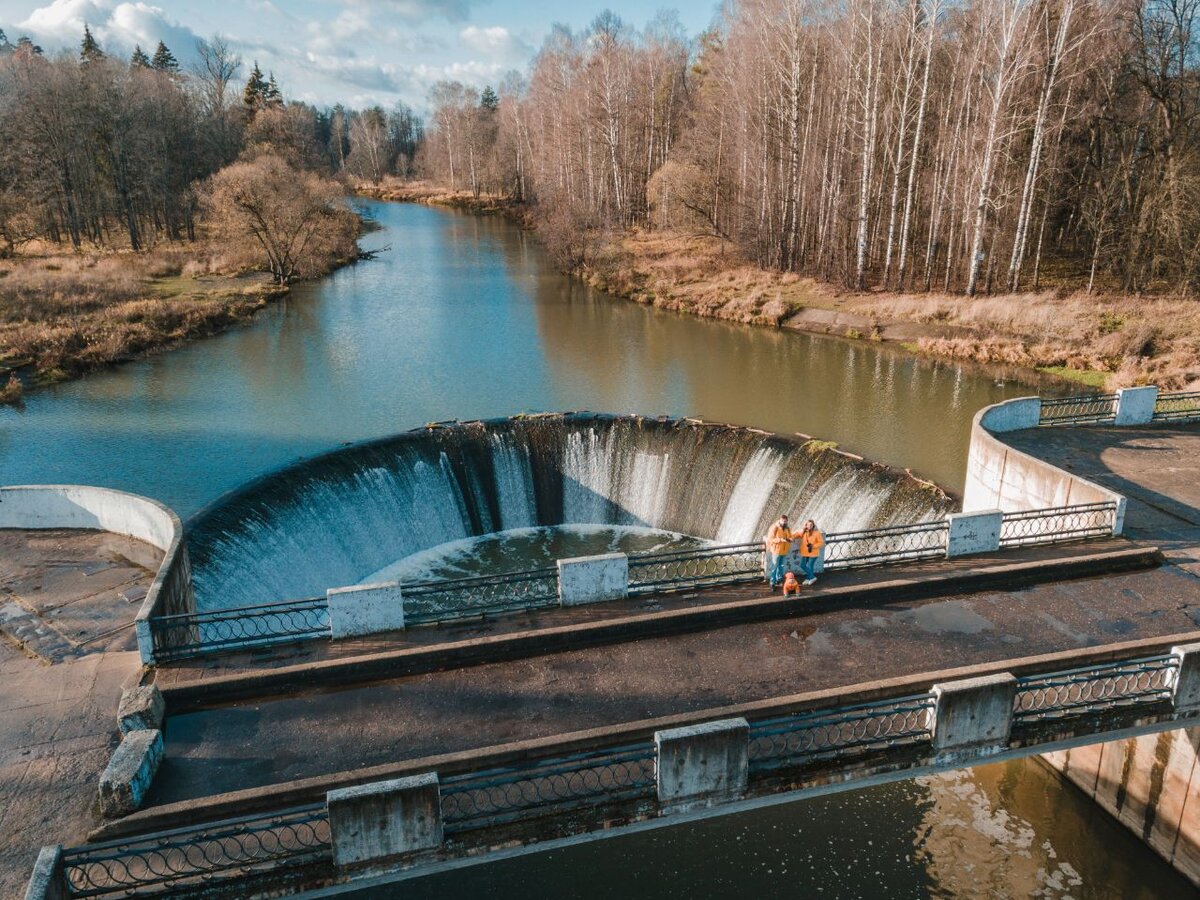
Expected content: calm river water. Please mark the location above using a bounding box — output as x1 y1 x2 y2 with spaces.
3 201 1191 897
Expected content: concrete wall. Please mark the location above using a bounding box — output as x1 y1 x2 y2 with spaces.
962 398 1126 525
1042 729 1200 887
0 485 194 664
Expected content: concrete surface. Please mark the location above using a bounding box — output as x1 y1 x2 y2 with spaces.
1116 386 1158 426
150 560 1200 806
655 718 749 811
117 685 165 735
98 729 163 817
327 582 405 638
0 529 160 662
328 773 443 868
946 510 1002 557
557 553 629 605
932 673 1016 755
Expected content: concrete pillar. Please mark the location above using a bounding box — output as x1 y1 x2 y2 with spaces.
24 846 67 900
983 397 1041 432
945 510 1003 558
558 552 629 606
655 718 749 812
134 617 155 666
327 581 404 638
99 729 163 817
1172 643 1200 715
327 773 443 869
117 685 164 735
932 674 1017 758
1115 386 1159 426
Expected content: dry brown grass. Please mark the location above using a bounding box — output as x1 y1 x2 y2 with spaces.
359 177 516 215
0 245 285 394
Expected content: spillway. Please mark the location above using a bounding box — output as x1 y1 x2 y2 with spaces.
187 414 954 609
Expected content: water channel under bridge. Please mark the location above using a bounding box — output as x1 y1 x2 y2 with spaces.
26 391 1200 898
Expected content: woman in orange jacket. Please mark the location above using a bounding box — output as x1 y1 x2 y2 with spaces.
797 519 824 585
763 514 793 588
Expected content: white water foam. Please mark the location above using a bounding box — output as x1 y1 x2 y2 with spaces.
715 448 788 543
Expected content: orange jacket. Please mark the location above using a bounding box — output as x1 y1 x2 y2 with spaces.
765 522 793 556
798 528 824 557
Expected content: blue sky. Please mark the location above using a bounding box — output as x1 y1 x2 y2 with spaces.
0 0 719 110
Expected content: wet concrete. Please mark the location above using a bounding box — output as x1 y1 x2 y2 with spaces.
154 562 1200 806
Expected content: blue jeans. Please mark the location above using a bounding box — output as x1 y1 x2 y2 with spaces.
798 555 817 580
769 552 788 585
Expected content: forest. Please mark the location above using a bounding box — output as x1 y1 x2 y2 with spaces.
416 0 1200 298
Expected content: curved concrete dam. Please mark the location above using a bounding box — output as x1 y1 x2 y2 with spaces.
187 414 953 608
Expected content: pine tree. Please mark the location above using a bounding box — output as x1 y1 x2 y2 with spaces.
243 62 267 109
16 36 43 56
151 40 179 73
80 24 104 63
130 44 151 68
480 86 499 112
264 73 283 107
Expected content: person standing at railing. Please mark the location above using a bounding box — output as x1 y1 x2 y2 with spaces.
797 519 824 585
764 514 793 589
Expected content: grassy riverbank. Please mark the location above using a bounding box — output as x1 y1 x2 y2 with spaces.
0 227 361 406
363 177 1200 392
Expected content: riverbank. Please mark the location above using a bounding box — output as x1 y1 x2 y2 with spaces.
362 178 1199 392
0 227 361 405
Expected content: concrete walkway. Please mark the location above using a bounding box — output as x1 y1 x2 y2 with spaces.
0 530 157 896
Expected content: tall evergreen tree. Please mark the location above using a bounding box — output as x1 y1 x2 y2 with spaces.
151 40 179 72
130 44 151 68
264 73 283 107
480 86 499 112
80 24 104 63
243 62 267 109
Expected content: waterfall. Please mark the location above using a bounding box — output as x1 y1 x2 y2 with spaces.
186 415 953 610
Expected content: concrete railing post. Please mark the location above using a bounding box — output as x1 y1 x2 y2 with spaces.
558 552 629 606
982 397 1042 432
134 617 155 667
655 718 749 813
931 674 1017 760
1171 643 1200 715
1115 386 1158 426
117 685 164 735
327 581 405 638
945 510 1003 558
327 773 443 871
99 729 163 817
24 846 67 900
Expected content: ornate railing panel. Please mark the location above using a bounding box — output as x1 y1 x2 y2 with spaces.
1012 655 1178 725
441 743 656 832
61 804 330 897
999 502 1118 548
1153 390 1200 422
403 567 560 625
822 521 948 569
1038 393 1118 426
747 695 936 771
149 597 330 662
628 542 762 594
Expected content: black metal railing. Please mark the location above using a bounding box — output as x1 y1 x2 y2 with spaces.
149 596 330 662
403 566 560 625
440 742 656 833
1012 655 1178 725
1153 390 1200 422
747 694 936 771
823 520 948 569
998 502 1118 548
628 542 762 594
61 804 331 897
1038 393 1118 425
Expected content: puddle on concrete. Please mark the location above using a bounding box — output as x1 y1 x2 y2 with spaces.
901 600 993 635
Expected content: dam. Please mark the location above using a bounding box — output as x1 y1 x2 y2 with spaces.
5 201 1200 899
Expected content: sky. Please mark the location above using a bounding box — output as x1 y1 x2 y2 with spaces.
0 0 719 110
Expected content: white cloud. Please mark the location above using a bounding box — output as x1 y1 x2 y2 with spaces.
18 0 204 63
459 24 528 63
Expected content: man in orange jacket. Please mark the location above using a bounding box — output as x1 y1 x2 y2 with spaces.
798 518 824 585
764 514 793 588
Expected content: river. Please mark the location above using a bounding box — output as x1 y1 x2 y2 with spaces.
3 200 1192 897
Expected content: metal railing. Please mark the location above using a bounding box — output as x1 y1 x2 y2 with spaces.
1038 393 1118 425
441 742 656 833
403 566 560 625
149 597 330 663
61 803 330 897
1153 390 1200 422
1013 654 1178 725
999 502 1119 548
628 542 762 594
747 694 936 771
823 520 948 569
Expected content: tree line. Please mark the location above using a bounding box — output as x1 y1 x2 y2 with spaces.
419 0 1200 296
0 27 422 261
